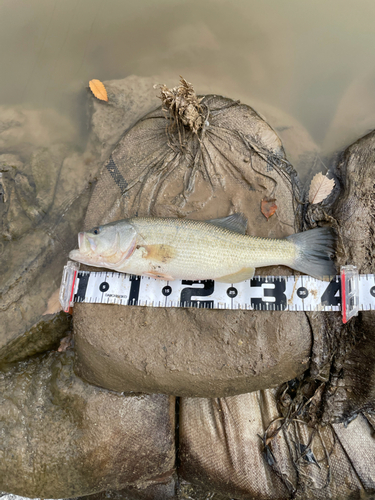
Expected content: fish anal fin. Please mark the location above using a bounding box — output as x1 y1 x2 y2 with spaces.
205 213 248 234
143 270 174 281
216 267 255 283
141 244 176 263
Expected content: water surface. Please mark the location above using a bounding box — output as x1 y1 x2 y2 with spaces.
1 0 375 159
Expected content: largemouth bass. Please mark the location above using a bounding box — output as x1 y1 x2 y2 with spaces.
69 214 336 282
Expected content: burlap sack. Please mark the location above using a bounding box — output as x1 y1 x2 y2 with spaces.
179 390 375 499
0 350 175 498
74 77 312 397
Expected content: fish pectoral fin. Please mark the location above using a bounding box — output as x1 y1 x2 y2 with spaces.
215 267 255 283
142 244 176 263
205 213 248 234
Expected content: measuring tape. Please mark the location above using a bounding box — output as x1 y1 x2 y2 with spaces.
59 262 374 323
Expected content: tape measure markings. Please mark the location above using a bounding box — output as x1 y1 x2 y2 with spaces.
59 262 374 322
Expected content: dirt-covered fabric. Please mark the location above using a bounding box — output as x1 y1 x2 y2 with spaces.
179 390 375 499
77 477 177 500
84 79 300 232
74 305 311 397
0 351 175 498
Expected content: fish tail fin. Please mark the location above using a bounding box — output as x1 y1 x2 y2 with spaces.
286 227 336 279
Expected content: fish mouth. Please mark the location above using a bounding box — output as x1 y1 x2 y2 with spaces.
71 231 122 268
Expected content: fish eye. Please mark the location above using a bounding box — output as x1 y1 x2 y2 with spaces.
92 227 100 235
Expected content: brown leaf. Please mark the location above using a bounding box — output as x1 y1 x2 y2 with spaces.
89 79 108 101
308 172 335 204
42 288 62 316
261 198 277 220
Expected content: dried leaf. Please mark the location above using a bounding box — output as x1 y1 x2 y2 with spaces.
261 198 277 220
42 288 62 315
89 79 108 102
308 172 335 204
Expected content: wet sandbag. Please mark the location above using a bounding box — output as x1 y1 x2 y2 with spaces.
74 77 312 397
0 76 162 367
75 306 311 398
179 390 375 499
0 351 175 498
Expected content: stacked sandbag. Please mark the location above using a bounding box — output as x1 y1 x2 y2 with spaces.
179 389 375 499
73 77 313 398
0 350 175 498
4 76 375 500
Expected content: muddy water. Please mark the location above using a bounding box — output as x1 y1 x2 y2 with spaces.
1 0 375 161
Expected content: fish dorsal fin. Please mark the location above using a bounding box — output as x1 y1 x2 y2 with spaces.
205 213 248 234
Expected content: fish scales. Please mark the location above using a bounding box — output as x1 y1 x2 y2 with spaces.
128 217 296 281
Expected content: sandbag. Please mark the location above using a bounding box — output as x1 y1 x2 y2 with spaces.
83 77 300 230
179 390 375 499
74 77 313 398
0 350 175 498
75 306 311 398
298 129 375 423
